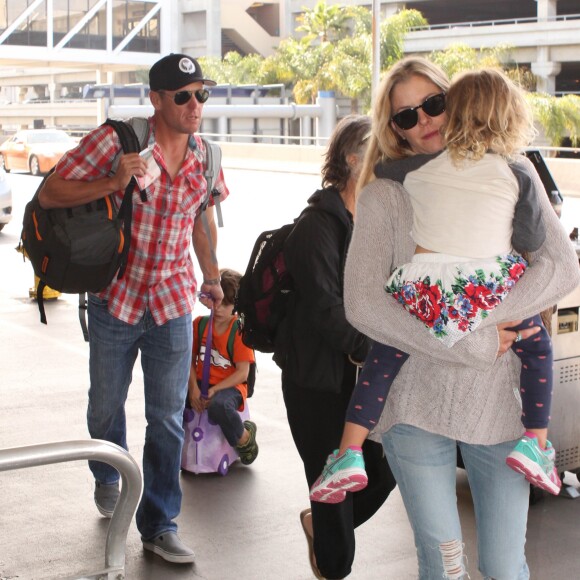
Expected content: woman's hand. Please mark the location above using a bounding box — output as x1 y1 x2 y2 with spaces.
496 320 541 357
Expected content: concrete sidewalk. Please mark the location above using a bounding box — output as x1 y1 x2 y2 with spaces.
1 167 580 579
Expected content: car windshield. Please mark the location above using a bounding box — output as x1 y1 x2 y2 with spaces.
27 132 72 144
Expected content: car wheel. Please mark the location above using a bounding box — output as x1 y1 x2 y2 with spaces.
29 155 41 176
0 154 9 172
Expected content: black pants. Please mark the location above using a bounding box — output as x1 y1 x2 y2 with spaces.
283 364 396 579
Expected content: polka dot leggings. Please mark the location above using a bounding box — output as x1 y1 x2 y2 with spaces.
345 314 553 430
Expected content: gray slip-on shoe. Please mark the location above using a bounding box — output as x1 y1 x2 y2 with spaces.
142 532 196 564
94 481 120 518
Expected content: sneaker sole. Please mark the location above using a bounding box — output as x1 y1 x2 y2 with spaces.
142 541 196 564
506 453 561 495
310 470 368 504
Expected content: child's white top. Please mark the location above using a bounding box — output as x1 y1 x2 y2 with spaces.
404 151 518 258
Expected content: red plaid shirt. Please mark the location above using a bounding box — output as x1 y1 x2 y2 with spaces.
55 117 229 325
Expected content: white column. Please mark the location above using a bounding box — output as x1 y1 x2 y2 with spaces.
278 0 292 38
161 1 181 54
383 2 406 18
316 91 337 144
537 0 557 22
48 79 56 103
206 1 222 57
532 56 562 94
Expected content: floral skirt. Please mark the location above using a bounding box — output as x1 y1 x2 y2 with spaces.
385 252 527 347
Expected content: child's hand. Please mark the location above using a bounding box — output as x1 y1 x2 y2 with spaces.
188 382 205 413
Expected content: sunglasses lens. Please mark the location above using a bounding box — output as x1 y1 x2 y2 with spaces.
423 93 446 117
392 93 446 130
195 89 210 104
173 91 193 105
393 109 418 131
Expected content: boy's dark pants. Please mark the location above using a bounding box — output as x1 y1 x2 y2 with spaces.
207 387 244 447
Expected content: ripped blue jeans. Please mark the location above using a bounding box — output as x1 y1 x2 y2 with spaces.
382 424 530 580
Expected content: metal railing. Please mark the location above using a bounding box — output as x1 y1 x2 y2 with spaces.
410 13 580 31
0 440 142 580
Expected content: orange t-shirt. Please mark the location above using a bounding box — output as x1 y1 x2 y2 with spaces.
193 315 255 402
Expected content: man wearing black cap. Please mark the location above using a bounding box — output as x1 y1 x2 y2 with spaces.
38 53 228 564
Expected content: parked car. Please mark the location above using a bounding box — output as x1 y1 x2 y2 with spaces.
0 166 12 232
0 129 76 176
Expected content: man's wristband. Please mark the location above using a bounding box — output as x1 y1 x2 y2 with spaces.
203 277 221 286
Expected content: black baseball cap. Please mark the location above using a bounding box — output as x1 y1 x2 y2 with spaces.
149 53 217 91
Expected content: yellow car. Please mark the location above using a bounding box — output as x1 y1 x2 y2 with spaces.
0 129 76 176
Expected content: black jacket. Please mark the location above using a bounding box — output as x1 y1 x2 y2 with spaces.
275 187 370 393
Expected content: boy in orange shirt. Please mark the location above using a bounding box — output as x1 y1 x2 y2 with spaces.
188 269 258 464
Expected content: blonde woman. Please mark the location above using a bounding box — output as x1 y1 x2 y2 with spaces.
334 58 579 578
312 68 562 507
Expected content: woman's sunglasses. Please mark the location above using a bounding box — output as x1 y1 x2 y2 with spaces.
391 92 446 130
158 89 210 105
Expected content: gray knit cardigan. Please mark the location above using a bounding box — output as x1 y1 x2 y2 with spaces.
344 155 580 445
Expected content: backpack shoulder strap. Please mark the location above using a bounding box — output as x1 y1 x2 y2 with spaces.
197 315 210 355
76 119 142 342
226 319 255 397
197 137 223 265
102 119 141 280
104 118 142 155
106 118 145 176
200 137 222 203
225 319 239 362
126 117 150 150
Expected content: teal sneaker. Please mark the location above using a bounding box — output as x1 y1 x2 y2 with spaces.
506 434 561 495
309 447 368 504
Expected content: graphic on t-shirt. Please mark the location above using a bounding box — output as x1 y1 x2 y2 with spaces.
200 344 231 370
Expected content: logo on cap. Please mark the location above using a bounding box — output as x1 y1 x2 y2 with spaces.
179 58 195 74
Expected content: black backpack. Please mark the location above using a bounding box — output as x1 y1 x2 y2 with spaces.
20 119 141 327
196 315 256 397
234 207 311 353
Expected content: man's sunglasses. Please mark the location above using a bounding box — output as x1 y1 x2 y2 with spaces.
158 89 210 105
391 92 446 130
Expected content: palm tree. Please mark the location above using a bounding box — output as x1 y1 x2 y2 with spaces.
295 0 354 43
528 92 580 147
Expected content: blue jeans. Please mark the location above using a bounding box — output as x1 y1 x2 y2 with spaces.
87 295 192 540
382 424 530 580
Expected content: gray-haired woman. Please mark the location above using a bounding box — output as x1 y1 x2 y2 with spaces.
274 115 397 579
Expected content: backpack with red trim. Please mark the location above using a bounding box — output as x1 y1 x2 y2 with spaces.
234 207 311 354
